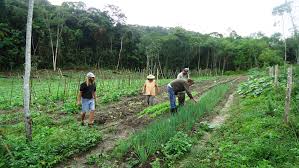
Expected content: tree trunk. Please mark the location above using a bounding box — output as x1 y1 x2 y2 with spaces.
222 56 226 75
197 46 201 72
146 54 149 74
286 4 298 65
116 36 123 70
47 23 55 71
24 0 34 142
158 54 164 79
218 56 221 75
110 37 113 54
213 50 217 72
206 48 210 69
282 15 287 63
31 36 39 57
45 16 63 71
53 26 60 71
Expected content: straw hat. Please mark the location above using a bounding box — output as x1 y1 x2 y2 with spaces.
147 74 155 79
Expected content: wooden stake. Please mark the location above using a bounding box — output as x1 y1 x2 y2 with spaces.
274 65 279 86
284 66 292 124
269 66 274 77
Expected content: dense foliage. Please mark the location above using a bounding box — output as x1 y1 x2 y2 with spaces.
1 0 298 72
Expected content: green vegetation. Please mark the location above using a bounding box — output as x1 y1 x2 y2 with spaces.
0 70 171 168
178 67 299 168
162 131 193 162
237 76 273 97
113 84 230 165
138 101 169 118
0 71 170 111
1 0 299 167
0 112 102 167
2 1 298 72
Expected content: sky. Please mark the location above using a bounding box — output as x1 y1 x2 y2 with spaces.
48 0 297 37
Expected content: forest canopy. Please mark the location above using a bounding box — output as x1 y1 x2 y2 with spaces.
0 0 298 72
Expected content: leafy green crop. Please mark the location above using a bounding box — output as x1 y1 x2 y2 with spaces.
237 76 273 97
1 113 102 168
162 131 192 161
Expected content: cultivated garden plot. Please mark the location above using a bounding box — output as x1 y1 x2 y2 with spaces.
0 70 231 168
3 67 297 168
61 76 240 167
0 70 166 167
2 0 299 167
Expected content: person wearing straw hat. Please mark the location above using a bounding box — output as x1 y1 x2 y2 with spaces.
143 74 160 106
77 72 96 127
177 68 190 106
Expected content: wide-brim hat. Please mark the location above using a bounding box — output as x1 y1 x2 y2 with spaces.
147 74 155 79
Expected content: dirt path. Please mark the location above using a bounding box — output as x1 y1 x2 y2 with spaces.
207 92 235 129
57 76 239 167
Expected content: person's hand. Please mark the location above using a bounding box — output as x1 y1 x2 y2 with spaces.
76 100 81 106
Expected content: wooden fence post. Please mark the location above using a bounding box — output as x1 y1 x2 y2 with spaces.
274 65 279 86
284 66 292 124
269 66 274 77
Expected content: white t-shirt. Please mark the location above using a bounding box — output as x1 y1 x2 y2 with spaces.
177 72 188 81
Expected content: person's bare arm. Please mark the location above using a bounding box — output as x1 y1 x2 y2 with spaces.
93 91 97 104
184 83 196 103
77 91 82 105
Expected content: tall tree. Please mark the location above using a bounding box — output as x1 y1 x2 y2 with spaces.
273 1 292 63
44 5 66 71
24 0 34 141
